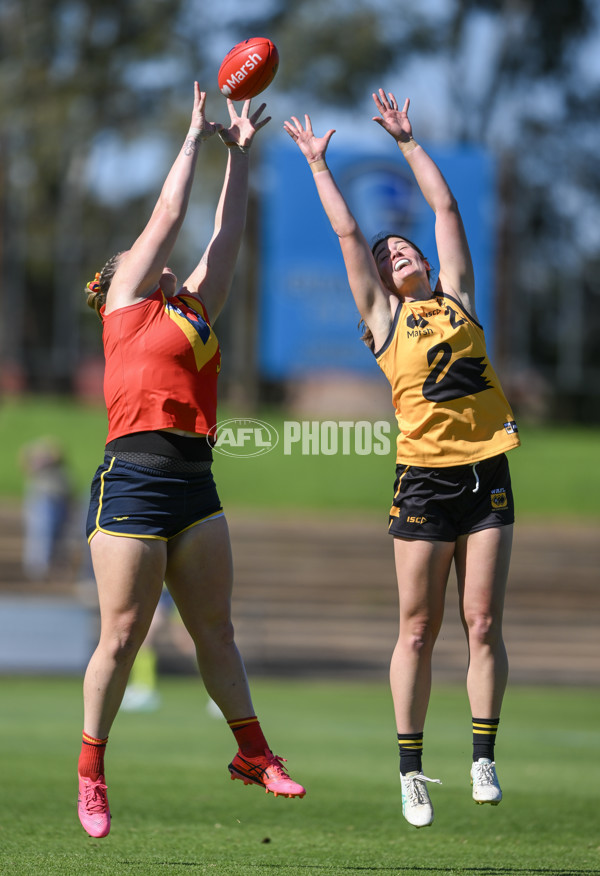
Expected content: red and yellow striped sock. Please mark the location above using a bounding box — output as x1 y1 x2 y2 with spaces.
227 716 269 757
78 731 108 781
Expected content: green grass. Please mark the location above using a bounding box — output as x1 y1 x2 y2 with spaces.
1 395 599 517
0 396 109 501
0 677 598 875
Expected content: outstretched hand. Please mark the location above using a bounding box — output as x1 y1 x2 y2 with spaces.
372 89 413 144
190 81 223 140
219 99 271 150
283 114 335 163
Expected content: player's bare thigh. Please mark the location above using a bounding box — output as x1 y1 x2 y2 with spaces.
165 514 234 630
90 530 167 630
393 536 455 624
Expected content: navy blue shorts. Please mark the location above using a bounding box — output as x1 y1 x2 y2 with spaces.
86 454 223 542
388 453 514 542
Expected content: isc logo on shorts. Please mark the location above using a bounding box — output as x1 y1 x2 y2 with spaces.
406 515 427 524
490 489 508 509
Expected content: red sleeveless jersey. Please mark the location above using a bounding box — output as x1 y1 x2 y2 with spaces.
101 289 221 443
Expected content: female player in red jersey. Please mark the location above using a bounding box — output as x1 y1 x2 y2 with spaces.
78 84 305 839
284 89 520 828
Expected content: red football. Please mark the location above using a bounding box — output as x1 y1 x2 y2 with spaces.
218 37 279 101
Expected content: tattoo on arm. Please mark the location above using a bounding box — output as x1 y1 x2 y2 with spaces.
183 137 199 157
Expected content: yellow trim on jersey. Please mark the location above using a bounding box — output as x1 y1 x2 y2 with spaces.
163 293 219 372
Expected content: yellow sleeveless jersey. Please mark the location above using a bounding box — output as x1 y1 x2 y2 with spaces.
375 293 520 467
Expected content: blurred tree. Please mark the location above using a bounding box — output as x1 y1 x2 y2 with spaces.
1 0 599 419
0 0 409 397
164 0 600 420
442 0 598 419
0 0 205 392
225 0 600 419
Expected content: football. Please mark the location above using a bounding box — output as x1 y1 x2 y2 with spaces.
218 37 279 101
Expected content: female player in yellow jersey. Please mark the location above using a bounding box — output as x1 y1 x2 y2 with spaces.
284 89 520 828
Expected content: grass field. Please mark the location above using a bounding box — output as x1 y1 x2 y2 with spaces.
1 395 599 517
0 677 598 875
2 398 599 874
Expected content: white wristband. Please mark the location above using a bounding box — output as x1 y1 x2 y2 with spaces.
188 127 211 142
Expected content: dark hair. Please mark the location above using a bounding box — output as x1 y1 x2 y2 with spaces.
359 232 431 351
358 318 375 353
370 231 428 266
84 252 124 320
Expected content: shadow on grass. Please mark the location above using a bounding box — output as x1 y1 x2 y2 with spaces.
118 863 599 875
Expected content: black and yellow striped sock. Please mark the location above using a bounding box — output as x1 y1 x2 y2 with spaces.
397 731 423 775
472 717 499 762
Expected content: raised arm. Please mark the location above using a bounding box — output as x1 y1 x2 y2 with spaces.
283 114 393 349
182 99 270 322
372 89 475 313
106 83 222 312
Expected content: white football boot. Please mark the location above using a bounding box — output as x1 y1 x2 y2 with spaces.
400 771 442 828
471 758 502 804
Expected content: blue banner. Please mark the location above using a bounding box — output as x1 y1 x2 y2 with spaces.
259 137 496 378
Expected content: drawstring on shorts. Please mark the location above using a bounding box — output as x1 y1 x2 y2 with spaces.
471 463 480 493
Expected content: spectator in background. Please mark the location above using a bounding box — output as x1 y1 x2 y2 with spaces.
20 437 72 580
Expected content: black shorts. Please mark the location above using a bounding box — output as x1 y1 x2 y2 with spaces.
388 453 514 542
86 454 223 542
